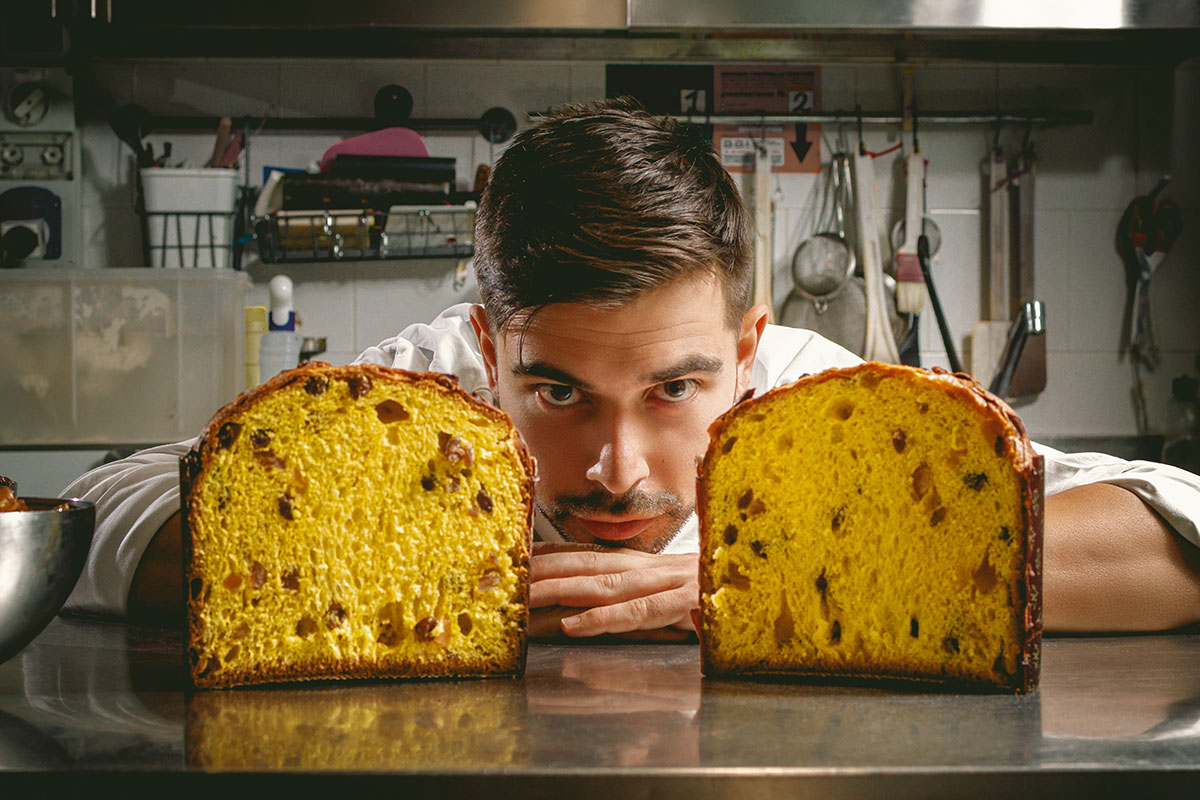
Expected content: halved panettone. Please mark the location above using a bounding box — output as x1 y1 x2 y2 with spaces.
698 363 1043 692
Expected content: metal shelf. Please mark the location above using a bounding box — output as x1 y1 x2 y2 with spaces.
529 109 1093 127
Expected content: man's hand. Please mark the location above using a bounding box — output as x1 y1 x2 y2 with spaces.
529 542 699 641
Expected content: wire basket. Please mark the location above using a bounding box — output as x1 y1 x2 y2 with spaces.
253 205 475 263
143 211 238 268
137 169 250 269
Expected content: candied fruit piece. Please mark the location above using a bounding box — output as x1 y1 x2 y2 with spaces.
217 422 242 450
415 616 439 641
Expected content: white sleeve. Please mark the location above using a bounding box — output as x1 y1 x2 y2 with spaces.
755 324 863 392
1035 443 1200 549
62 440 194 616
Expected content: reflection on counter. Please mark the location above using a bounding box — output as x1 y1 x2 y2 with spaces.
1039 635 1200 746
525 646 700 768
698 680 1041 768
2 616 183 769
184 645 702 770
2 617 1200 777
187 679 528 770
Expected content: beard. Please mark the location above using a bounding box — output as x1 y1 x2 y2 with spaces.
539 486 693 553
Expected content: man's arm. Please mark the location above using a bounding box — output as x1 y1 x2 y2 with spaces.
1043 483 1200 631
127 483 1200 633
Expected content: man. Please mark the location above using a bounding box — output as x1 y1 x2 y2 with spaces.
64 98 1200 637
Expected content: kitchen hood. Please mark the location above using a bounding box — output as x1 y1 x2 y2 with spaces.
95 0 1200 32
58 0 1200 64
629 0 1200 31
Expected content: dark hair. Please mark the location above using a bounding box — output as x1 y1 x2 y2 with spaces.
473 97 753 333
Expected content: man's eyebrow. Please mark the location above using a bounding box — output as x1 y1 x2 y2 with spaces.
511 361 594 391
644 354 724 384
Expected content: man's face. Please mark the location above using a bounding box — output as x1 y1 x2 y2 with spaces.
473 275 765 553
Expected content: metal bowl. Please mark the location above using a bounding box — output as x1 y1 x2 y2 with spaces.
0 498 94 664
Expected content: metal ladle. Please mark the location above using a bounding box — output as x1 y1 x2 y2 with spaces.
791 151 855 311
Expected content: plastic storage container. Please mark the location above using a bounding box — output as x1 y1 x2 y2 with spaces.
140 168 239 268
0 268 249 446
258 330 303 382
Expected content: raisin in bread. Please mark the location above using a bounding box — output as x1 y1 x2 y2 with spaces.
181 362 534 688
697 363 1043 692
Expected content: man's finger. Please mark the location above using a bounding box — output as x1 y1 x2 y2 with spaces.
529 606 692 643
531 548 652 581
529 606 575 640
530 564 690 609
560 584 698 636
533 541 621 555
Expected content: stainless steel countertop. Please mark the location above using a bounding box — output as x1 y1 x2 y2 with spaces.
1 616 1198 796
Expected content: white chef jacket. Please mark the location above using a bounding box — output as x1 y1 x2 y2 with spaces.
62 303 1200 616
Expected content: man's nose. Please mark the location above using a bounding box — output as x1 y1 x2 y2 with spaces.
585 412 651 496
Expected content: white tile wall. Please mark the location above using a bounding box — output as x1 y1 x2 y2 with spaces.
278 61 429 119
70 57 1199 441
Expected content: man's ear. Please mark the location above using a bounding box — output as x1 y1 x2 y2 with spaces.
735 303 770 397
469 304 500 395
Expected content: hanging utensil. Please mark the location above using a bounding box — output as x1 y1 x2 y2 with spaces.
894 143 926 315
917 234 962 372
779 273 908 357
752 141 775 323
1120 174 1182 431
1124 175 1181 370
853 144 899 363
990 300 1046 397
107 103 154 168
970 145 1012 386
791 150 856 309
1007 144 1047 398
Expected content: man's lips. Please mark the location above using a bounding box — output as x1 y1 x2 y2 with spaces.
574 515 657 541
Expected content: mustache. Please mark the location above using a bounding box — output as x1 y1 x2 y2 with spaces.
547 487 688 522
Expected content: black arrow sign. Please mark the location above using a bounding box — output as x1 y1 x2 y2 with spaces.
789 123 813 162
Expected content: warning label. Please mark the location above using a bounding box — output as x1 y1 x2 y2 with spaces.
719 134 786 169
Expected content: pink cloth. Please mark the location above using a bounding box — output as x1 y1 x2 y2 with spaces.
319 127 428 172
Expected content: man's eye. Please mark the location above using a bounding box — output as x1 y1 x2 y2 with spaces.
536 384 580 406
654 379 698 403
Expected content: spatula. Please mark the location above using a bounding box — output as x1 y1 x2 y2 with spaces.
1007 147 1047 397
970 147 1011 386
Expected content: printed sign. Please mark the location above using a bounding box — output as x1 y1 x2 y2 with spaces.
713 65 821 174
714 123 819 175
680 89 707 113
714 65 820 114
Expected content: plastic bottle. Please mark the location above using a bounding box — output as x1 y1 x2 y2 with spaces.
1162 374 1200 474
258 275 303 381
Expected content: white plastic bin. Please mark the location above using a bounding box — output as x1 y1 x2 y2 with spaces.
140 168 239 268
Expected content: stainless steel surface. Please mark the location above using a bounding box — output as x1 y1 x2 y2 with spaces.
0 499 93 664
532 110 1095 126
110 0 630 29
104 0 1200 31
2 616 1198 794
82 31 1200 65
631 0 1200 30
